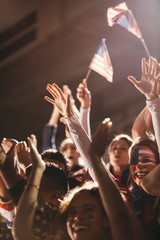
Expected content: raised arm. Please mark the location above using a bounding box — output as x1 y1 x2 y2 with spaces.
131 106 154 141
12 136 45 240
45 83 109 181
88 120 143 240
76 79 91 138
128 56 160 196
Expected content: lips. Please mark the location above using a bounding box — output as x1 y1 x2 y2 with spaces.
74 225 89 232
136 171 149 178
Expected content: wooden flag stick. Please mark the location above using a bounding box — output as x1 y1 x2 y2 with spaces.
141 38 150 59
85 68 92 81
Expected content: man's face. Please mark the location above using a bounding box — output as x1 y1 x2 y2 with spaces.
66 191 109 240
109 139 130 167
130 146 157 186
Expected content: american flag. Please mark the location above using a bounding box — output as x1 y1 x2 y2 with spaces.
107 2 142 39
89 39 113 82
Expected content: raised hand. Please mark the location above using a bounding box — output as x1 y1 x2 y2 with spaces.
27 136 45 171
15 141 32 173
76 79 91 109
45 83 73 117
89 118 112 158
128 57 160 100
0 145 6 166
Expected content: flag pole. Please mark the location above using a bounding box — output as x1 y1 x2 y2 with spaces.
85 68 92 81
141 38 150 59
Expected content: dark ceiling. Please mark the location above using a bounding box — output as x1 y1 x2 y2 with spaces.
1 0 160 151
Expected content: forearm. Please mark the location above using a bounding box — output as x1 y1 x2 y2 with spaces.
131 107 148 140
89 152 135 240
13 167 44 240
146 97 160 156
79 107 91 139
65 114 95 179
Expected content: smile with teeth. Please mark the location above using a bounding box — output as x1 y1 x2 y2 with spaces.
136 171 148 178
74 225 89 232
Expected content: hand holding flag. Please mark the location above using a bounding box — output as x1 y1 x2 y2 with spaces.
87 39 113 82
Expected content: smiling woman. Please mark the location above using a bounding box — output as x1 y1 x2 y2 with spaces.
128 139 159 190
59 182 111 240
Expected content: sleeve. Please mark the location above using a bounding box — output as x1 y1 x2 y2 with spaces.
79 107 91 139
42 124 58 151
146 97 160 156
65 115 108 181
0 199 15 224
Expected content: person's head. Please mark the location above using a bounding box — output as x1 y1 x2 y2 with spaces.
108 134 133 167
128 139 159 190
59 182 110 240
41 149 68 174
59 138 80 168
26 162 68 207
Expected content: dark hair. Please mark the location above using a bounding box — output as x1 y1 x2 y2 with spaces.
41 149 68 173
26 162 68 194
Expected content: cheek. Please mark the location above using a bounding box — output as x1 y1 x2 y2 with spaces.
66 219 74 238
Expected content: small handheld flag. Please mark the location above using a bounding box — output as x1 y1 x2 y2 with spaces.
89 39 113 82
107 2 150 58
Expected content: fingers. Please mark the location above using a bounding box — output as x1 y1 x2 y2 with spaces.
127 76 139 86
46 83 66 103
46 84 57 98
142 58 147 77
82 79 87 88
16 141 27 152
44 96 55 105
102 118 112 128
62 85 72 96
53 84 66 102
157 78 160 95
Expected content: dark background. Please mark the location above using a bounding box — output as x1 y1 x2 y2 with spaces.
0 0 160 151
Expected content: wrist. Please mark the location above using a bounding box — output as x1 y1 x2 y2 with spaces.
145 94 158 101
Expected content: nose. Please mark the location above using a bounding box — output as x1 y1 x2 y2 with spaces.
114 148 120 154
136 163 144 170
74 211 85 221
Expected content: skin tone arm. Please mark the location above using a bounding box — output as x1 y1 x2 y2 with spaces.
12 136 45 240
45 83 97 180
0 145 11 201
131 106 154 141
128 56 160 195
0 142 22 190
89 120 141 240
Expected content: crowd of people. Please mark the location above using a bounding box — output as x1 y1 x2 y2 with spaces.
1 56 160 240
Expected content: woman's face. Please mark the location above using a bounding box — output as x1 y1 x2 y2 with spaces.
130 146 157 186
66 191 109 240
109 139 130 166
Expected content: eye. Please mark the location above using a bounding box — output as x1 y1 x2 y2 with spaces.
68 209 76 217
142 158 152 163
84 207 94 213
122 147 127 151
